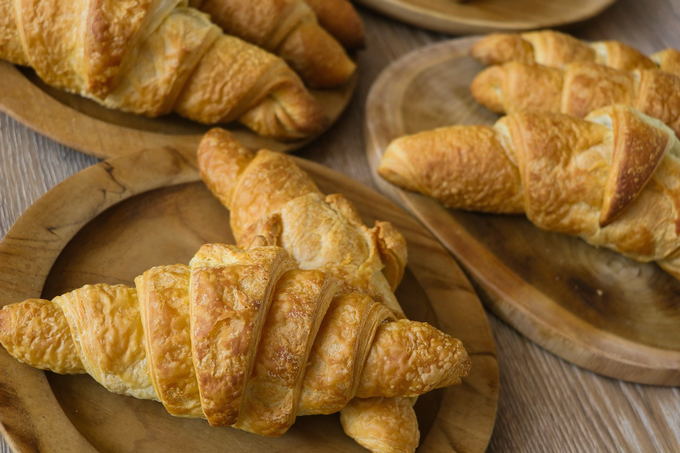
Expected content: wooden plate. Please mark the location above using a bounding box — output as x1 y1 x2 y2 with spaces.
365 37 680 386
356 0 615 34
0 62 356 159
0 146 498 452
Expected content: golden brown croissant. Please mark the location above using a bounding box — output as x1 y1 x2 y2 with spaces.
304 0 366 50
197 129 423 452
188 0 356 88
0 0 326 140
0 244 470 439
471 61 680 136
379 105 680 278
471 30 680 77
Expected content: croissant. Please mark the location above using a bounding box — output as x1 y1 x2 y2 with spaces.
188 0 356 88
379 105 680 278
471 61 680 137
304 0 366 50
197 129 422 452
471 30 680 78
0 243 470 439
0 0 325 140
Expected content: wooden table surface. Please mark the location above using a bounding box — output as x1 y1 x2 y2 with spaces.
1 0 679 451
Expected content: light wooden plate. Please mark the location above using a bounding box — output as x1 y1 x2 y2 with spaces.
0 62 356 159
365 37 680 386
356 0 615 34
0 145 498 452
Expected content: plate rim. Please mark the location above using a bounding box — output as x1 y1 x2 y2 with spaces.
356 0 617 34
0 145 499 452
364 36 680 386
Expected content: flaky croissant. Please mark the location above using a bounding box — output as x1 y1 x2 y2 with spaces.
471 61 680 136
471 30 680 77
304 0 366 50
197 129 421 452
188 0 357 88
0 0 326 140
0 243 470 438
379 105 680 278
198 128 407 314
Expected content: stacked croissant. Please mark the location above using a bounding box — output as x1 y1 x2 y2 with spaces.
0 0 363 140
379 30 680 277
0 129 472 452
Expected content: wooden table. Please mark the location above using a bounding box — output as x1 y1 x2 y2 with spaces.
1 0 679 451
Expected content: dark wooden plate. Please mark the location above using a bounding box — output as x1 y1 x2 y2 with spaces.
365 37 680 386
0 62 356 159
0 146 498 452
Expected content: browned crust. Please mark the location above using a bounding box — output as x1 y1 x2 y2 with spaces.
189 244 293 426
235 269 336 436
471 30 672 76
84 0 157 97
304 0 365 50
298 293 387 415
652 49 680 77
599 106 672 226
192 0 355 88
379 125 525 213
596 40 656 71
521 30 595 67
562 62 635 118
635 69 680 137
136 264 202 417
373 221 408 291
197 128 255 210
470 33 535 65
340 397 419 453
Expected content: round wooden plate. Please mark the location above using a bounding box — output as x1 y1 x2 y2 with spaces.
0 62 356 159
0 146 498 452
355 0 615 34
365 37 680 386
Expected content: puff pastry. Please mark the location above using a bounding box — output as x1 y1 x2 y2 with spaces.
0 244 470 439
197 129 422 452
379 105 680 278
471 61 680 136
0 0 325 140
188 0 357 88
471 30 680 77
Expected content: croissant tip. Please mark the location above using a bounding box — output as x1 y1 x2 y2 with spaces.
0 307 10 343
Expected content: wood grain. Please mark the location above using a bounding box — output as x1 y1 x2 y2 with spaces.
1 0 679 451
0 147 498 452
0 63 356 159
355 0 616 34
364 36 680 385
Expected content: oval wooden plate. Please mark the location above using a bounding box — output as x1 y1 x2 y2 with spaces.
0 146 498 452
356 0 615 35
365 37 680 386
0 62 356 159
